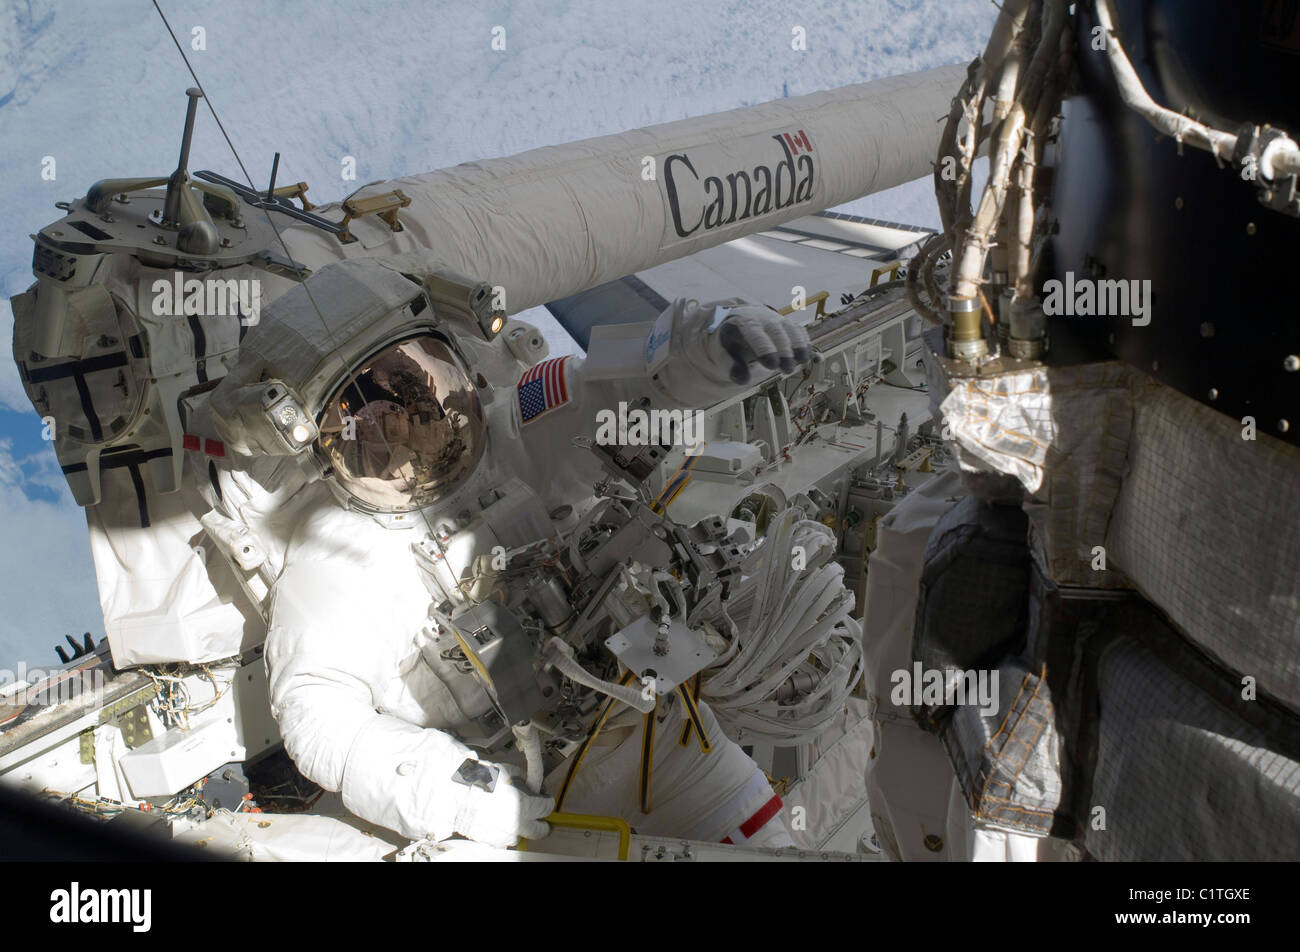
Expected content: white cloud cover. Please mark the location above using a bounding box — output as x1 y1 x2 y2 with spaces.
0 436 103 669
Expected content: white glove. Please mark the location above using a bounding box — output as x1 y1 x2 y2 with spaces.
340 717 553 848
441 756 555 849
712 304 812 384
646 298 812 406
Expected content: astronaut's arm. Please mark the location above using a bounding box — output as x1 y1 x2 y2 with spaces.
575 297 812 413
266 561 551 846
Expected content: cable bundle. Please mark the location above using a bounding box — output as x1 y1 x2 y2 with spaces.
699 508 862 745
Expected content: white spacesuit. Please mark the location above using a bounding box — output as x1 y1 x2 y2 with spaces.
209 254 813 849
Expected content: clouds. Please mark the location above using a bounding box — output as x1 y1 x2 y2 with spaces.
0 432 104 670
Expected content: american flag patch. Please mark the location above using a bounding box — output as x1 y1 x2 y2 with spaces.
517 356 571 423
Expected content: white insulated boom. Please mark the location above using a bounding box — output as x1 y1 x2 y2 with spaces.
282 65 965 313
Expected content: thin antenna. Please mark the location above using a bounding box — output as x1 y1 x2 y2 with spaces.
266 152 280 203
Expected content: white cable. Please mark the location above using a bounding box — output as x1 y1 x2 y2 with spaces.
1095 0 1300 181
696 509 863 744
1093 0 1236 162
511 722 545 795
953 0 1067 303
542 637 656 714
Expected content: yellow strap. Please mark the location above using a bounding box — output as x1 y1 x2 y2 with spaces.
678 671 703 745
555 669 636 812
676 680 712 754
639 708 657 814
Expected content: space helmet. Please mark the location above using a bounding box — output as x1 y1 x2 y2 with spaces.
210 256 506 519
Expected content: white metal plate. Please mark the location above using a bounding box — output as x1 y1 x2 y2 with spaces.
605 616 717 695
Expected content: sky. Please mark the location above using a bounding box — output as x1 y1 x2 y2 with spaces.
0 0 996 669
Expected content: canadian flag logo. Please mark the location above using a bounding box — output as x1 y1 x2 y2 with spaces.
783 130 813 155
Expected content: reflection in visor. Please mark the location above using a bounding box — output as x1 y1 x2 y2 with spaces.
318 335 485 512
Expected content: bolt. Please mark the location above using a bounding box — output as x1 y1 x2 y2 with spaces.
1280 420 1291 433
1284 355 1299 372
1247 222 1257 235
153 235 167 246
1174 196 1184 209
1208 388 1219 401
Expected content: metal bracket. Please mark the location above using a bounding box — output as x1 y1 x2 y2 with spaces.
253 249 312 282
192 169 346 234
605 616 717 695
337 189 412 243
270 181 316 211
78 684 157 763
870 261 902 287
777 289 829 319
98 685 157 750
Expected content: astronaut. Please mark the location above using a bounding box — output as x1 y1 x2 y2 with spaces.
208 254 813 850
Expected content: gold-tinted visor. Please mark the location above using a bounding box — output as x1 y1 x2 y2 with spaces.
318 335 485 511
